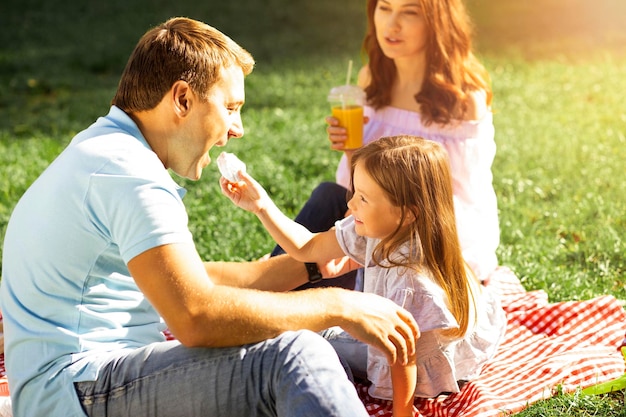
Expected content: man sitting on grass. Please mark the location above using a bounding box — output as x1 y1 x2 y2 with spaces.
0 17 418 417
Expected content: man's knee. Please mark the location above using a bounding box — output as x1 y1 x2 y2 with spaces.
278 330 339 365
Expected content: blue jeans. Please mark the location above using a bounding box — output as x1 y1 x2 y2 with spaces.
271 182 357 290
74 330 368 417
321 327 368 382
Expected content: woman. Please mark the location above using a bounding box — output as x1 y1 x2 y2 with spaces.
274 0 500 287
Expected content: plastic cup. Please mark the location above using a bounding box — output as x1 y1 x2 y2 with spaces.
328 85 366 150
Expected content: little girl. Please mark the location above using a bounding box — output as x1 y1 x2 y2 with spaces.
220 135 507 417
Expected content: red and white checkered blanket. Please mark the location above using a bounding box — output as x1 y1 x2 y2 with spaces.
358 267 626 416
1 267 624 417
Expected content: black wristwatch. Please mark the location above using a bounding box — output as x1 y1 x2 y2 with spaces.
305 262 323 283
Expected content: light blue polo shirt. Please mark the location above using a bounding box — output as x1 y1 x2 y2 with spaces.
0 106 194 416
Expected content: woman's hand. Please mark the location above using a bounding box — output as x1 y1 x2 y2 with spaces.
325 115 369 150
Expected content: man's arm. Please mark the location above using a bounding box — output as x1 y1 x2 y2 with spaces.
128 242 418 364
204 254 309 292
205 252 361 292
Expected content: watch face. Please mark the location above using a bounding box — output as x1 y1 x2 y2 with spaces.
306 263 323 283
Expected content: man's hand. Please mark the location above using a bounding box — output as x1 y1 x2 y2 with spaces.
338 291 420 367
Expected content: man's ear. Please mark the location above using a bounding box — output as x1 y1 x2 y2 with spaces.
171 80 192 117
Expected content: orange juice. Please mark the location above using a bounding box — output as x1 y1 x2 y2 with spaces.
332 105 363 149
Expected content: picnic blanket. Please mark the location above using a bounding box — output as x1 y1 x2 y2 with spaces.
0 267 624 416
358 267 626 416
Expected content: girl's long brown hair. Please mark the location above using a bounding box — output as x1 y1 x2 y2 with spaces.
351 135 474 337
363 0 492 125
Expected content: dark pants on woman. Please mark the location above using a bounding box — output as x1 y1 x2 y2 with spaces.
270 182 357 290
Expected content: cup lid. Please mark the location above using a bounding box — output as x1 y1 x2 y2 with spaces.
327 85 365 103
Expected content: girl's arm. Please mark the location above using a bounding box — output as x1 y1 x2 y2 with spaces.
220 172 346 263
391 355 417 417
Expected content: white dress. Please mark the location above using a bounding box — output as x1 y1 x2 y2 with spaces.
335 105 500 281
335 216 507 399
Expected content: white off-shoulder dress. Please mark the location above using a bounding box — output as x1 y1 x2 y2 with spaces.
335 106 500 281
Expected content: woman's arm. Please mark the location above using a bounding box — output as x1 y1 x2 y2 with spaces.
459 89 489 121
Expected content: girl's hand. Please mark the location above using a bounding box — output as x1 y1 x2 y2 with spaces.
319 256 362 278
325 115 369 150
219 170 270 215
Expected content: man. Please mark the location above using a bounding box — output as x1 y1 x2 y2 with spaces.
0 17 418 417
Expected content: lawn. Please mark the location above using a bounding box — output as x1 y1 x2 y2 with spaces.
0 0 625 415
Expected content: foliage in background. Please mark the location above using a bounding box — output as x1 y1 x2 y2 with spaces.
0 0 624 415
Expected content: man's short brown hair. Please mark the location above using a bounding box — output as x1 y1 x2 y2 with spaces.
112 17 254 112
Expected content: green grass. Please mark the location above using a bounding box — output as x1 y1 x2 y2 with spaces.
1 0 625 415
511 386 625 417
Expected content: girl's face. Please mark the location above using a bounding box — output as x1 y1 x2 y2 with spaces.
347 162 405 240
374 0 428 61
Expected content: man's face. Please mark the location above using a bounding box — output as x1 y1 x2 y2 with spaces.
172 65 245 180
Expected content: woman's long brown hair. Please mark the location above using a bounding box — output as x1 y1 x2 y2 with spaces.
362 0 492 125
